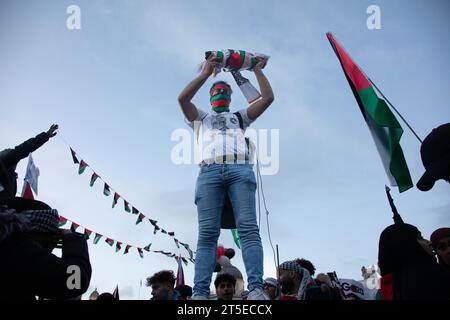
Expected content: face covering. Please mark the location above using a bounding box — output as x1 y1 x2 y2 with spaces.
210 83 231 113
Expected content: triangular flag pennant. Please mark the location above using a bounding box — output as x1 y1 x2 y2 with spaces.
176 256 185 287
115 241 122 252
70 222 79 232
149 219 158 226
231 229 241 249
105 237 114 246
181 257 188 266
188 258 196 264
143 243 152 252
124 200 131 213
327 32 413 193
84 229 92 240
93 233 103 244
70 148 79 164
174 238 180 249
112 193 120 208
90 172 99 187
153 224 161 235
132 207 139 215
58 216 68 227
78 160 88 175
113 285 119 300
136 213 145 225
168 232 175 237
124 245 131 254
103 183 111 196
161 229 167 234
137 248 144 258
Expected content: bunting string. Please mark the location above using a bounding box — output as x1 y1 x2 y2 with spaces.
57 133 195 259
58 215 193 265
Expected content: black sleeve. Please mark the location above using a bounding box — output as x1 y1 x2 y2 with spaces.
32 233 92 300
2 132 49 167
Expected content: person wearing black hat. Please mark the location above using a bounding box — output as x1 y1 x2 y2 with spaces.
417 123 450 191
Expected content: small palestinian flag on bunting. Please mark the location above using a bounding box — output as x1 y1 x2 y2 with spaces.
143 243 152 252
153 224 161 235
70 148 79 164
136 213 145 225
90 172 99 187
84 229 92 240
112 193 120 208
115 241 122 252
168 232 175 237
181 257 188 266
149 219 158 226
161 229 167 234
124 200 131 213
105 237 114 246
58 216 68 227
124 245 131 254
132 207 139 215
103 183 111 196
174 238 180 249
93 233 103 244
137 248 144 258
78 160 88 175
70 222 80 232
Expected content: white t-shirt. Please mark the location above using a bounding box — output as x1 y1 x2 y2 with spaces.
185 109 255 164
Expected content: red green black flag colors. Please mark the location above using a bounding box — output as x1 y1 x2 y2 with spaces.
327 33 413 193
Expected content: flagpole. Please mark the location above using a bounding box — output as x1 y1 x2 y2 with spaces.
368 78 423 144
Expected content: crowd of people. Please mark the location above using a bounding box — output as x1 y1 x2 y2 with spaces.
0 120 449 300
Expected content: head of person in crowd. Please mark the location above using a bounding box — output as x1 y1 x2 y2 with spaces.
146 270 177 300
295 258 316 276
263 277 278 300
278 260 313 300
378 223 435 277
96 293 116 300
417 123 450 191
214 273 236 300
430 228 450 268
175 284 193 300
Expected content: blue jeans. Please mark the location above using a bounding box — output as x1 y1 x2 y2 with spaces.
193 163 264 296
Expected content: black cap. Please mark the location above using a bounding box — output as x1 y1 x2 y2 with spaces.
417 123 450 191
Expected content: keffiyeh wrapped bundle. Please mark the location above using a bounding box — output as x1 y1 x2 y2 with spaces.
199 49 269 75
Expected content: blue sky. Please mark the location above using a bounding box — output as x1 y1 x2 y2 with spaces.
1 0 449 299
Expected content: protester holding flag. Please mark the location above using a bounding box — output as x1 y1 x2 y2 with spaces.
0 124 58 203
178 52 274 300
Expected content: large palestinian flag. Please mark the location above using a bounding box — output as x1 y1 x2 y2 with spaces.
327 32 413 192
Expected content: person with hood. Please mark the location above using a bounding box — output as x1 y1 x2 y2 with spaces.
416 123 450 191
178 53 274 300
277 260 316 300
0 206 92 300
0 124 58 203
378 188 450 299
430 228 450 272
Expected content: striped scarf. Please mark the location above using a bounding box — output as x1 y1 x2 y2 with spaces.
210 81 231 113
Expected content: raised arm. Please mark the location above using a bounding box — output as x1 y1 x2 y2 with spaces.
178 55 219 122
247 57 274 121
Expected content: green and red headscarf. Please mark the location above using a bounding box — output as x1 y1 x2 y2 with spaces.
210 81 232 113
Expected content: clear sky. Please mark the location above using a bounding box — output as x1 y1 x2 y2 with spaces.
1 0 449 299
